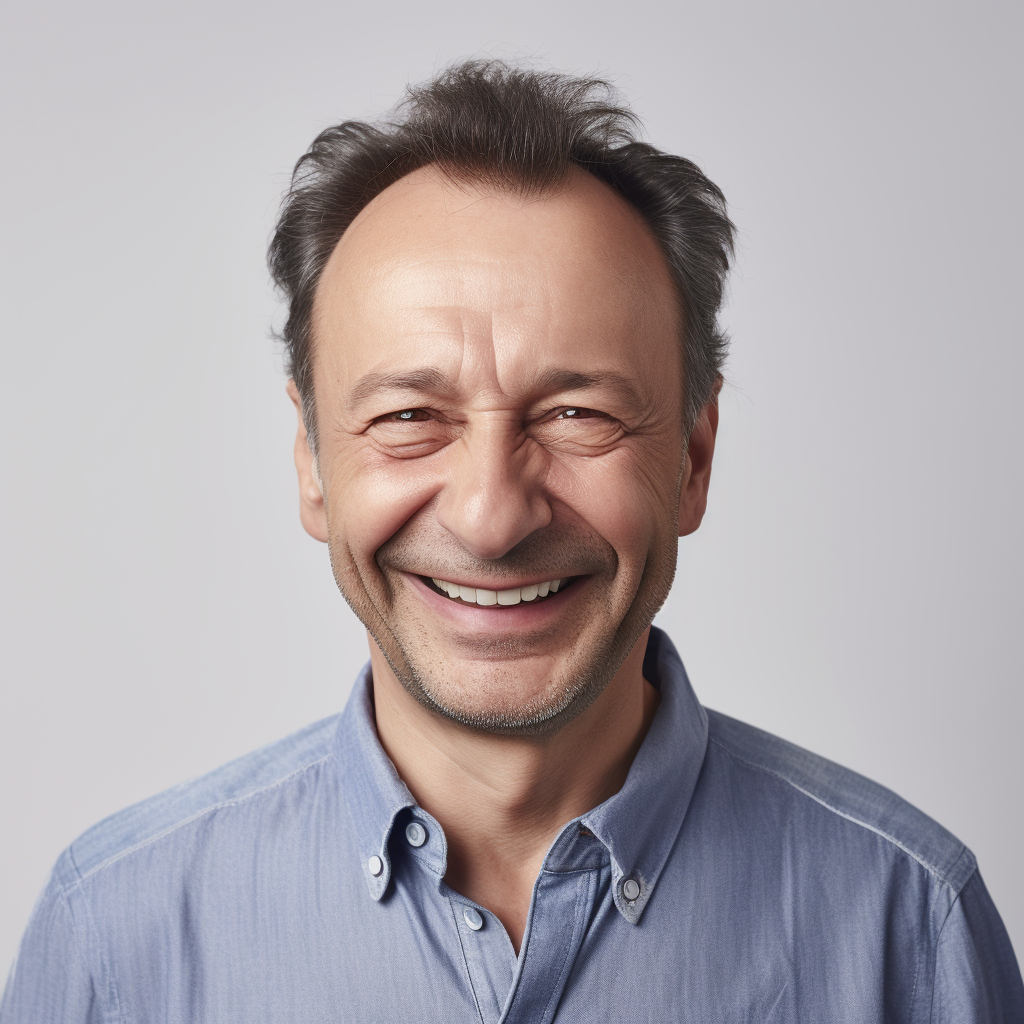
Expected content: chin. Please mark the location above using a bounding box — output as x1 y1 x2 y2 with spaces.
382 634 621 737
353 545 676 736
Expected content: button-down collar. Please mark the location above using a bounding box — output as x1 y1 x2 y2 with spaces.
542 628 708 923
337 627 709 922
336 670 414 901
12 630 1018 1020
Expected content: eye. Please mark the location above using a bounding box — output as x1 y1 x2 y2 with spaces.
383 408 431 422
366 406 454 459
530 404 624 455
555 407 604 420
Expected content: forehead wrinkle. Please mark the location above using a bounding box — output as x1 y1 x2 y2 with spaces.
396 304 498 396
371 300 655 408
316 167 681 413
345 305 509 407
448 305 505 401
366 256 544 315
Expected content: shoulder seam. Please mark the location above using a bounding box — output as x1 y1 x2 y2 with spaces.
708 734 966 892
69 752 333 887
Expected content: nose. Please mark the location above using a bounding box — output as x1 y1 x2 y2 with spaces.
434 421 552 560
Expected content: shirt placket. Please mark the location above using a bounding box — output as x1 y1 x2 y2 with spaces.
499 861 608 1024
439 824 612 1024
448 896 518 1024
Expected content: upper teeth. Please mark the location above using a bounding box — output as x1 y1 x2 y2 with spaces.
431 578 563 605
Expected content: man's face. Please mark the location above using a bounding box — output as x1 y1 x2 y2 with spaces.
299 166 698 734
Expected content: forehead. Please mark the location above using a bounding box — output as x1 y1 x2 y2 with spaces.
311 165 680 398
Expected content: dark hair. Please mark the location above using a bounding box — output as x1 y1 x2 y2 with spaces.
269 60 735 448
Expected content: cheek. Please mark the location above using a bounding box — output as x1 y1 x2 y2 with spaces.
546 446 679 567
326 446 443 565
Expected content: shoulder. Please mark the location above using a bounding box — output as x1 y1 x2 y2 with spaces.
57 714 341 890
704 708 976 896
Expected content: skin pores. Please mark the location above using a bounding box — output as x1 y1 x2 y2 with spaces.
299 165 694 735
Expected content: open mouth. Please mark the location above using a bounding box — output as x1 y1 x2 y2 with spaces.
422 575 579 607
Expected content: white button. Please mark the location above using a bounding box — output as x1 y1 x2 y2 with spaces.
463 907 484 931
405 821 427 847
367 855 383 877
622 878 641 901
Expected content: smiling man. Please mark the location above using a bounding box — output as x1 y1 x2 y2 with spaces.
3 62 1021 1023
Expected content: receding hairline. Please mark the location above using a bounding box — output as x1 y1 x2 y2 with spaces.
326 159 664 262
269 60 735 451
307 160 683 355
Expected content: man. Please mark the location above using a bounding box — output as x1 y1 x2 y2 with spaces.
3 60 1021 1022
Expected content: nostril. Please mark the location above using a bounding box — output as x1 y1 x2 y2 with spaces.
435 487 553 560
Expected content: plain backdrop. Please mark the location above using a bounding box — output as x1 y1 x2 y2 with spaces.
2 0 1021 978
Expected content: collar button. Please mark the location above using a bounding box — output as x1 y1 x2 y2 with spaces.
405 821 427 847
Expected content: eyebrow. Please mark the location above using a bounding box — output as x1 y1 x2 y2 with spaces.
346 365 643 410
531 368 643 407
347 368 456 409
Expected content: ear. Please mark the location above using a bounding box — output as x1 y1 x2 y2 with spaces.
286 380 329 543
678 386 721 537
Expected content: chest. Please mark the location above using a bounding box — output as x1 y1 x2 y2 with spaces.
107 856 917 1024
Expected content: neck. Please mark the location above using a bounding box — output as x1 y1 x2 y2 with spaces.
370 628 659 953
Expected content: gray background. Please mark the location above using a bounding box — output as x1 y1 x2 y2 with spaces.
2 0 1021 977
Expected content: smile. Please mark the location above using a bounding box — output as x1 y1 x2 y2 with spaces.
425 576 570 606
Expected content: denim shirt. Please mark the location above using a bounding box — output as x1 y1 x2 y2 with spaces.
3 628 1021 1022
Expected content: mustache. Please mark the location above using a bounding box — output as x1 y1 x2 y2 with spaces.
375 516 617 584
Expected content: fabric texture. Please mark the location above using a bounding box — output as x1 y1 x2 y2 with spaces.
3 628 1021 1022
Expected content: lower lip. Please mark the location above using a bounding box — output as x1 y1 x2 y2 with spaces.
403 573 586 632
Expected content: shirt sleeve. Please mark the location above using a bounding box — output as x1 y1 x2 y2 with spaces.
930 868 1024 1024
0 872 100 1024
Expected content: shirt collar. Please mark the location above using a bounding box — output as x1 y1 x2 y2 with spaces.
336 665 416 901
336 627 709 922
575 627 709 923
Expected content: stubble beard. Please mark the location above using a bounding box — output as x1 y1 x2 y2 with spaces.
327 519 678 738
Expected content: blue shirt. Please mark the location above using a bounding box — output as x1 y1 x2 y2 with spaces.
3 629 1021 1022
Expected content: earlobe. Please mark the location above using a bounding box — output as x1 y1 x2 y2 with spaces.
286 380 329 544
